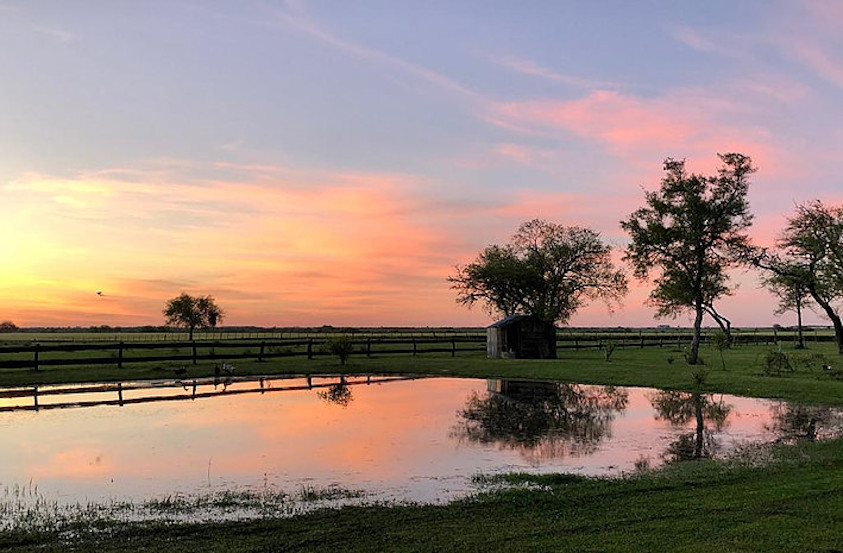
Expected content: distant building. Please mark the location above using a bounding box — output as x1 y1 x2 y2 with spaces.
486 315 557 359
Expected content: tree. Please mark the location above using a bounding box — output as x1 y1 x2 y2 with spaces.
0 321 18 332
621 153 755 365
163 293 224 340
449 219 627 326
322 337 355 365
772 201 843 354
761 267 813 349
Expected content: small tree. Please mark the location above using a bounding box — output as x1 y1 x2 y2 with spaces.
449 219 627 325
621 153 755 365
0 321 18 333
710 330 729 371
761 267 812 349
163 293 224 340
323 337 355 365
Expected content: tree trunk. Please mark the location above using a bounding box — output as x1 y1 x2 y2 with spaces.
189 326 195 341
831 312 843 355
704 304 732 346
807 286 843 354
796 297 805 349
688 304 704 365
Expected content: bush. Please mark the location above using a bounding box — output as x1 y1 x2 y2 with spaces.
790 351 827 372
603 341 616 362
762 346 793 376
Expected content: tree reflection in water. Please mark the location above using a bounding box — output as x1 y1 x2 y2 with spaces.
453 380 629 462
767 404 842 443
317 378 354 407
649 390 732 462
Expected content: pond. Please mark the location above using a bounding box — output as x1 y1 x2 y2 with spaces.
0 375 840 524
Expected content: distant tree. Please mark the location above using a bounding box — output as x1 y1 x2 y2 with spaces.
761 267 813 349
766 201 843 354
322 337 355 365
621 153 756 365
162 293 224 340
0 321 18 332
449 219 627 326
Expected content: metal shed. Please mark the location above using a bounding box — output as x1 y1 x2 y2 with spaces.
486 315 557 359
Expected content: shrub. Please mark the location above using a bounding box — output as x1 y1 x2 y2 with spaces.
762 346 793 376
322 337 355 365
603 341 616 362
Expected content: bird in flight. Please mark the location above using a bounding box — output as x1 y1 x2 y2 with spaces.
96 291 103 296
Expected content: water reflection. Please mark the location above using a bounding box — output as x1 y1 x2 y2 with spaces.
0 376 839 518
649 390 732 462
767 404 841 443
317 378 354 407
452 380 629 461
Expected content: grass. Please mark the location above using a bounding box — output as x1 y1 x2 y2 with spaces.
1 340 842 551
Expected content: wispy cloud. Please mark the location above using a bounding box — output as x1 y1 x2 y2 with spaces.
267 1 481 101
496 55 620 89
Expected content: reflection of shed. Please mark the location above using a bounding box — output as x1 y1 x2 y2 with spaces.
486 315 557 359
487 379 560 401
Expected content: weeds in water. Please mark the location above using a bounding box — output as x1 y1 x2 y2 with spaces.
0 482 367 537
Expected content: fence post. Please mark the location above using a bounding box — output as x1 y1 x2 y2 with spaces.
33 344 39 372
259 341 265 362
307 339 313 360
412 337 417 356
118 341 124 369
640 331 645 349
33 386 38 410
192 342 197 365
367 338 371 358
451 337 456 357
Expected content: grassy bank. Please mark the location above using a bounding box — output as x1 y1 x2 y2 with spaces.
2 437 841 552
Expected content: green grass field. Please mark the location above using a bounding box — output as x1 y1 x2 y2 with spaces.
1 338 841 552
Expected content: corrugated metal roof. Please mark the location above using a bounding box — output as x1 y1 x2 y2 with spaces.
487 314 532 328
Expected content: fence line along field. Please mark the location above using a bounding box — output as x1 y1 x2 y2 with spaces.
0 327 833 372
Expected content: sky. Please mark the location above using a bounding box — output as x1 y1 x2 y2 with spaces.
2 1 842 328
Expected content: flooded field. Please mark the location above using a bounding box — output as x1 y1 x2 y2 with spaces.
0 375 839 524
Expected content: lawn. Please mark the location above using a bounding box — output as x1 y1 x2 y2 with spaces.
0 340 841 552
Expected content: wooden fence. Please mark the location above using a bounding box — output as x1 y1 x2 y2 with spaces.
0 329 830 372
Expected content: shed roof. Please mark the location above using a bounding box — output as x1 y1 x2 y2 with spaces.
487 314 532 328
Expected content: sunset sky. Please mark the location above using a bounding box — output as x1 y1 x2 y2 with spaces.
2 1 842 328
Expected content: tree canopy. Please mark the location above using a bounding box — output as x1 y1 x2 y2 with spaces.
449 219 627 326
620 153 755 364
162 293 224 340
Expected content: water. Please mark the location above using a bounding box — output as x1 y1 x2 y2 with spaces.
0 375 839 521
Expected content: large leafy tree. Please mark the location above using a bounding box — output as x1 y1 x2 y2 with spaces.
621 153 755 364
449 219 627 325
771 201 843 354
163 293 224 340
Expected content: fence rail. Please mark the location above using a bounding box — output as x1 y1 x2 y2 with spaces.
0 328 829 372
